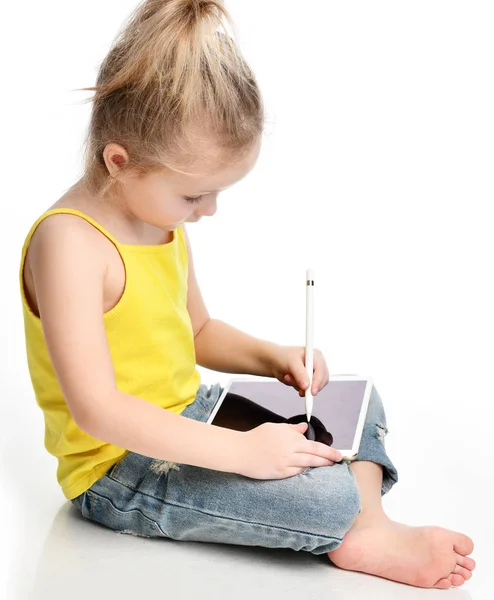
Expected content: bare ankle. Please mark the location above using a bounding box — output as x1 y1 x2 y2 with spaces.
352 507 390 528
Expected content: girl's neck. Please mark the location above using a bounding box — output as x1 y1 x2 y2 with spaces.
51 180 173 246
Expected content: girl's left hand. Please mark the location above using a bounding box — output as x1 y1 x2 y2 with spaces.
270 345 329 397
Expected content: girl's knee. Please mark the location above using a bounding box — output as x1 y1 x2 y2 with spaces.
309 466 361 539
365 384 387 427
369 384 384 409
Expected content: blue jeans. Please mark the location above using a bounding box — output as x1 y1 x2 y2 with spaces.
71 382 398 555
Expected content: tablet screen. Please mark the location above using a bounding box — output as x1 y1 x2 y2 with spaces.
209 378 369 451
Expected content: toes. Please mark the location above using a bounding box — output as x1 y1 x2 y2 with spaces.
453 533 474 556
456 553 476 571
454 565 472 580
434 578 452 589
447 573 466 587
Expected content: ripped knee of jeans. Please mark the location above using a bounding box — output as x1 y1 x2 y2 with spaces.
149 459 181 475
376 422 388 443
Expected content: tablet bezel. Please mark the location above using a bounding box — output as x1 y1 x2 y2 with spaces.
206 374 373 462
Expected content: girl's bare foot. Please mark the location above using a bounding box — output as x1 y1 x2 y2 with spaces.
328 513 476 589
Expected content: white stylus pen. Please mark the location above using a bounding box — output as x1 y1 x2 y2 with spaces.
305 269 314 422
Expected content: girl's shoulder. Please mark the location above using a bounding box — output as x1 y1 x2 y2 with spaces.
27 196 115 257
22 193 117 316
28 184 121 251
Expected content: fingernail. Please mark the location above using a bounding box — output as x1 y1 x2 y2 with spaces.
313 386 318 394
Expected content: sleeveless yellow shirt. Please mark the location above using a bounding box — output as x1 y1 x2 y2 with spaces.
19 209 201 500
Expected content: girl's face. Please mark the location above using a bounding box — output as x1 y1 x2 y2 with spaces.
106 138 262 230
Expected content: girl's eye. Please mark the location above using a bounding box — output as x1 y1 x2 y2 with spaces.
184 195 203 203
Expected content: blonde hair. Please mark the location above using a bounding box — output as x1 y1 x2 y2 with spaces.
74 0 264 198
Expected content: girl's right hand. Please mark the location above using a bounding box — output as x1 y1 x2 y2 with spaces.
235 422 343 480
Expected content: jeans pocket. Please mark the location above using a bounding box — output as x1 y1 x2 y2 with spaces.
84 490 167 538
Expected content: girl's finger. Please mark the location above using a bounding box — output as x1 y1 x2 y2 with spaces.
286 373 301 385
284 373 297 387
312 374 327 394
284 373 300 391
295 367 310 391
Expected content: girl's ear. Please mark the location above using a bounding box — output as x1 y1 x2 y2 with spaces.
103 143 130 177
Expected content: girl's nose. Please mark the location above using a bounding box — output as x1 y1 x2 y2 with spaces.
196 195 217 217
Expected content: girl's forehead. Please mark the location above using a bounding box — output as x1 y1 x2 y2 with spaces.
171 167 230 192
175 139 261 190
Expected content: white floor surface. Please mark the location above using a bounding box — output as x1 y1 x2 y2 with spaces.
3 405 493 600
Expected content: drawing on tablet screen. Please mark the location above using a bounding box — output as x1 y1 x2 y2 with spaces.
210 379 368 452
212 392 334 446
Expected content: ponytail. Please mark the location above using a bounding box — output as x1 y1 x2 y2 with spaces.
75 0 264 197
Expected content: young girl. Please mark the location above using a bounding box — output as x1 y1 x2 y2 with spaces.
19 0 475 589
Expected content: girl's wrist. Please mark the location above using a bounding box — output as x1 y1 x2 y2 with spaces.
258 340 281 376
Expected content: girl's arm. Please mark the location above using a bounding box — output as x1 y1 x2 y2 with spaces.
194 318 280 375
28 215 246 474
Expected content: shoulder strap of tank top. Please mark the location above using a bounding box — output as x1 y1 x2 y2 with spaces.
19 209 122 317
25 208 121 248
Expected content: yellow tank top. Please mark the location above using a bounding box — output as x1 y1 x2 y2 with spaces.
19 208 201 500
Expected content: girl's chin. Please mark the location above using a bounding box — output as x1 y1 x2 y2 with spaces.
166 218 200 229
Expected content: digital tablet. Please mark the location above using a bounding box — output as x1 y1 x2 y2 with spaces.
207 374 373 461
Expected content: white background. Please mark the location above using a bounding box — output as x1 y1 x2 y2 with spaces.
1 1 493 598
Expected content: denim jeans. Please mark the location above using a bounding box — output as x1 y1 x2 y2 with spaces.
71 382 398 555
